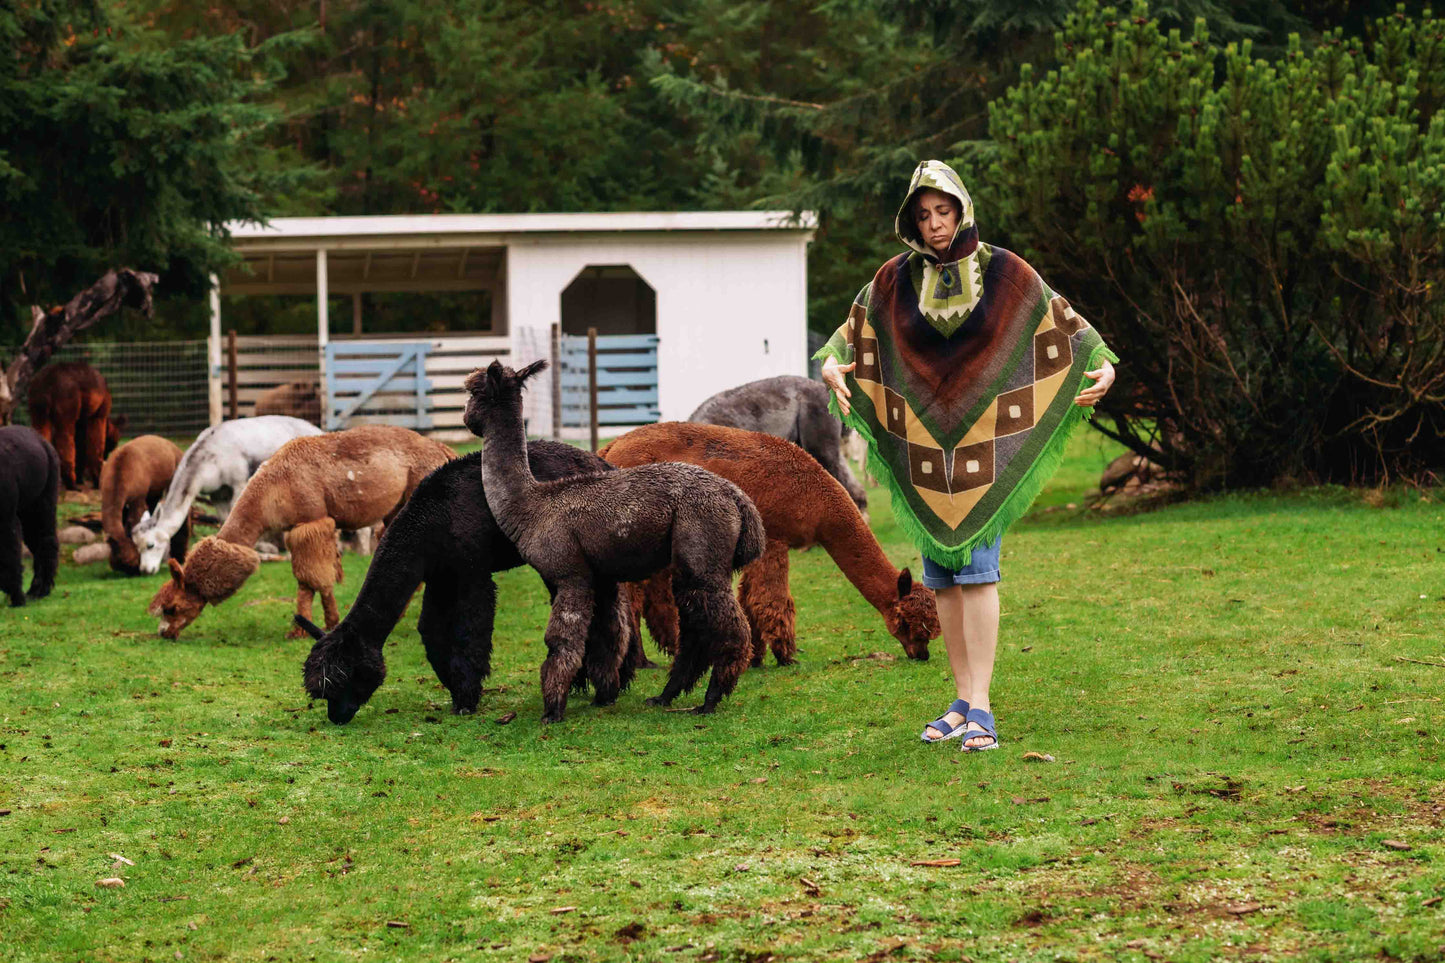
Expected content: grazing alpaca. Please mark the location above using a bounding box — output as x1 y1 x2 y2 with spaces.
463 360 764 719
689 375 868 514
147 425 454 640
601 422 939 665
255 381 322 426
296 443 632 724
131 416 323 574
0 427 60 606
101 435 189 575
27 361 123 489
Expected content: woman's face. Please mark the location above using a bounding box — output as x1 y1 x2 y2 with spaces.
913 188 960 257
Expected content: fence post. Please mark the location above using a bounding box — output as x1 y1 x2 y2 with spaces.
587 327 598 453
226 330 238 419
550 323 562 440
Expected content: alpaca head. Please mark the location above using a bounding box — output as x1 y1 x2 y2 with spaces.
107 534 141 575
146 537 260 639
134 509 168 575
462 359 548 437
297 615 387 725
884 568 938 660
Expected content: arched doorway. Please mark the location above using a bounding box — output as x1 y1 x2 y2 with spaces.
557 265 660 434
560 265 656 337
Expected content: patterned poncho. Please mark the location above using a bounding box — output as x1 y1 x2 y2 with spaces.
815 160 1119 567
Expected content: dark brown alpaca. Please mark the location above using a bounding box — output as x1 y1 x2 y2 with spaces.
600 422 940 665
463 360 765 720
101 435 189 575
28 361 123 489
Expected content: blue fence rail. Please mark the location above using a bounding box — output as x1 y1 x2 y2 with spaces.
324 341 433 431
559 333 660 428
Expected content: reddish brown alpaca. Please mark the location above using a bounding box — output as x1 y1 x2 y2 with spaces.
101 435 189 575
601 422 939 665
28 361 122 489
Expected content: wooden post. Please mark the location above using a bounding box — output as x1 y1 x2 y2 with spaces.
226 330 238 419
352 292 363 335
208 275 222 426
587 326 598 453
550 323 562 440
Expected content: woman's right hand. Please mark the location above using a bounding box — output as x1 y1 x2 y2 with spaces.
821 357 856 416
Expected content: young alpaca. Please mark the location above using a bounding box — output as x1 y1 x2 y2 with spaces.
295 443 634 725
0 427 60 606
463 360 764 719
101 435 189 575
601 422 940 665
147 425 454 640
132 416 323 574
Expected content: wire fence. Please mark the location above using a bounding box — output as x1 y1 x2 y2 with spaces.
12 340 211 439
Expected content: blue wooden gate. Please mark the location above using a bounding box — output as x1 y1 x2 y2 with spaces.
559 333 660 428
324 341 433 431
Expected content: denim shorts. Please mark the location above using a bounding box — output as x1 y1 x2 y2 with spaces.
920 536 1002 588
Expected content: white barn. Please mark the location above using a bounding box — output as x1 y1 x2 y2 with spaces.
215 211 816 438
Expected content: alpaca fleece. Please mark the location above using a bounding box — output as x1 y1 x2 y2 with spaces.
27 361 122 490
688 374 867 513
147 424 454 640
132 416 323 575
465 360 764 719
255 381 322 426
300 443 630 725
601 421 939 664
101 435 187 575
0 426 59 606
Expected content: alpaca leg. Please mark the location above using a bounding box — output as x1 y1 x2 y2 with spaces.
291 585 317 639
623 582 658 671
687 582 753 714
420 574 496 716
0 490 24 607
585 580 628 707
81 409 108 488
20 497 59 602
319 585 342 630
286 518 340 636
646 575 724 707
738 539 797 666
418 573 460 704
540 580 593 723
640 570 680 657
51 422 78 491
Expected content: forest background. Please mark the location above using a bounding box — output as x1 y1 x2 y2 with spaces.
2 0 1443 488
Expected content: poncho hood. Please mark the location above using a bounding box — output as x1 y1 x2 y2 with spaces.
813 161 1118 567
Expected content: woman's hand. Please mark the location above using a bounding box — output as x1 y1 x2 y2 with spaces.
821 357 856 416
1075 358 1115 407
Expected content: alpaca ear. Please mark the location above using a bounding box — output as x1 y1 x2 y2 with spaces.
897 567 913 597
463 367 487 394
139 509 151 527
168 558 185 584
517 359 548 385
487 358 505 384
293 614 326 641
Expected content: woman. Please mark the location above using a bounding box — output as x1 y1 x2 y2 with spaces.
818 160 1117 751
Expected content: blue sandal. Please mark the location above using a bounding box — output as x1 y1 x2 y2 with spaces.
960 707 999 752
920 698 971 743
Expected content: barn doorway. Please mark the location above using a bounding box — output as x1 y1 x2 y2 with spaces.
560 265 655 336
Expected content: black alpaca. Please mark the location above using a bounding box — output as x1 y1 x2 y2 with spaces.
299 443 634 725
463 359 766 719
0 427 60 607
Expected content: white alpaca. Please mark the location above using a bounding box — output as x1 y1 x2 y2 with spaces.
133 416 324 574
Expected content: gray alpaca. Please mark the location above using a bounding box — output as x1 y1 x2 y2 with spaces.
688 375 867 513
464 359 765 719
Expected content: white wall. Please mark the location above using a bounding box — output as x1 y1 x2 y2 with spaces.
507 231 810 427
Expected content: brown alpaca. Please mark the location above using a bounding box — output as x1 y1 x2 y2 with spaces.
255 381 322 425
28 361 123 489
101 435 189 575
600 422 940 664
147 425 455 640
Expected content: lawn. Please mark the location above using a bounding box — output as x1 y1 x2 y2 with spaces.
3 429 1443 962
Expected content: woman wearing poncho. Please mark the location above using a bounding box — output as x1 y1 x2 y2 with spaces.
817 160 1117 751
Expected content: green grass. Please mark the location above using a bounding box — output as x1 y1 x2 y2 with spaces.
4 431 1445 962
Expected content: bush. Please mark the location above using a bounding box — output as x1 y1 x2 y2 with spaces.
980 1 1445 488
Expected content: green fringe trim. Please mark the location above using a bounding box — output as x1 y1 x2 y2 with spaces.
815 341 1120 568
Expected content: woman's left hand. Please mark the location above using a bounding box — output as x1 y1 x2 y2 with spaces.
1075 359 1115 407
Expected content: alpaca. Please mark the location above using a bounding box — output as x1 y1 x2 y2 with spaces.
296 443 636 724
131 416 323 574
600 422 940 665
255 381 322 426
101 435 188 575
689 375 868 514
463 359 764 719
27 361 123 489
0 427 60 606
147 425 454 640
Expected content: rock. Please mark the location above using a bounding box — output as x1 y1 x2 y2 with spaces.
72 543 112 565
58 525 97 545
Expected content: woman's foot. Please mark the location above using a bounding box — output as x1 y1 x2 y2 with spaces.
960 707 998 752
921 698 970 742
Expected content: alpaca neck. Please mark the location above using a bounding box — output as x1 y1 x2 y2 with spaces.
817 493 900 616
148 462 203 539
332 510 430 647
477 402 536 536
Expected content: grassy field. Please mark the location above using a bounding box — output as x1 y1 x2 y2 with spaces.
3 429 1444 962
